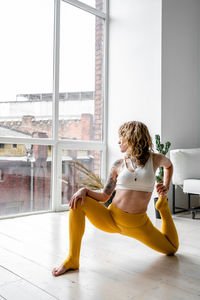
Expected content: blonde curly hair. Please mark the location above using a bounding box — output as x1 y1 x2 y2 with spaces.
118 121 153 167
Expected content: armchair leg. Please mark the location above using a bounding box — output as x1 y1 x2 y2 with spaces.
188 193 191 209
172 184 175 214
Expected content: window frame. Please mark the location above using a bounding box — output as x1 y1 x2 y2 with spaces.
0 0 109 218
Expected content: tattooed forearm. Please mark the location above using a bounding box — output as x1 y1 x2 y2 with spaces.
103 159 122 195
103 175 116 195
113 159 122 168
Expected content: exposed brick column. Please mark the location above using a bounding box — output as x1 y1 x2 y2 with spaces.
94 0 103 142
94 0 103 178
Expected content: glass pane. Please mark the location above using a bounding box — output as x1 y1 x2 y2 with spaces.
0 143 52 217
59 3 104 141
0 0 53 139
61 149 102 204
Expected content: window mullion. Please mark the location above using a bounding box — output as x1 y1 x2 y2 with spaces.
52 0 61 211
0 137 55 145
53 0 60 142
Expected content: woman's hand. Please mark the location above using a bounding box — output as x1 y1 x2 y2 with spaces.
69 188 87 209
156 183 169 197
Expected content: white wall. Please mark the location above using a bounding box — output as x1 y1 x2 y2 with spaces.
108 0 162 217
198 8 200 148
162 0 200 208
108 0 162 164
162 0 200 149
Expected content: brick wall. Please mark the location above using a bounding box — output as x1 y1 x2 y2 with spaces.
0 113 93 140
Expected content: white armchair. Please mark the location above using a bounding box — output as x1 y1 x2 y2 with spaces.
170 148 200 218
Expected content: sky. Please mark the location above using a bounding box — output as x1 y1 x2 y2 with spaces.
0 0 97 102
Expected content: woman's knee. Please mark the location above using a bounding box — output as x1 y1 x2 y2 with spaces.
75 196 95 211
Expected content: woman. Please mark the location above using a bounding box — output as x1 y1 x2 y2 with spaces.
52 121 179 276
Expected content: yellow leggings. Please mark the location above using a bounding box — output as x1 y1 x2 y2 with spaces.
63 196 179 269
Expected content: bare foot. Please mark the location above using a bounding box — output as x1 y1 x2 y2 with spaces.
52 262 79 277
52 264 67 277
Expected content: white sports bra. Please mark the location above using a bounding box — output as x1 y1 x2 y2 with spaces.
115 153 155 192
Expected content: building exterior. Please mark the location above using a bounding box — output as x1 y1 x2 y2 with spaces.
0 92 101 216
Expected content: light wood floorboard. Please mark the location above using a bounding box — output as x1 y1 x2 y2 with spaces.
0 208 200 300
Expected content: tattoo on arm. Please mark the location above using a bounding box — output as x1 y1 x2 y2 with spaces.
103 174 116 195
103 159 122 195
113 159 122 168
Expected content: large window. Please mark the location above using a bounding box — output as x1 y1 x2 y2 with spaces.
0 0 107 218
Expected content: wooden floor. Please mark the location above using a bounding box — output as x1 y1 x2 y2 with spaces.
0 205 200 300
